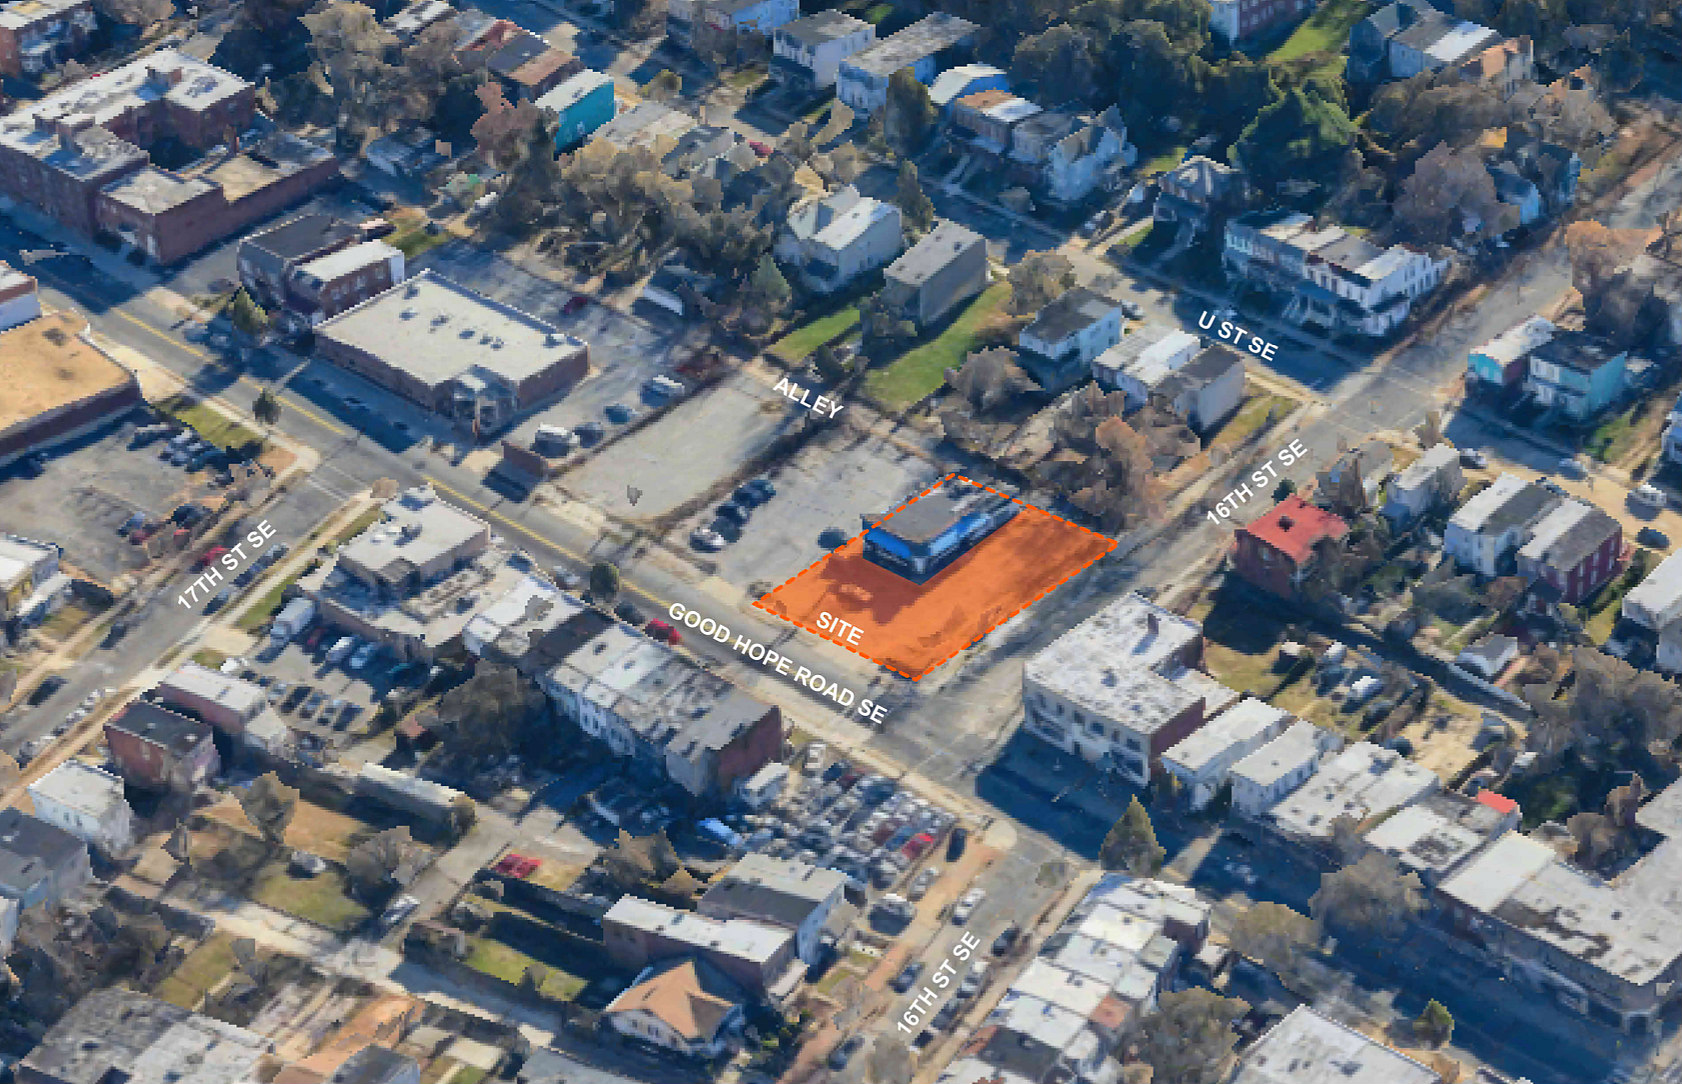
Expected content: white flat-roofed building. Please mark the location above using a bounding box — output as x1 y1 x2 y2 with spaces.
313 271 588 436
0 262 40 332
1233 1006 1441 1084
1023 593 1209 787
1162 698 1293 811
602 895 796 996
26 760 132 854
1229 720 1340 819
1361 790 1515 886
0 534 61 628
1268 742 1439 847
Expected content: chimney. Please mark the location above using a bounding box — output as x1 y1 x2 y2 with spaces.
1279 515 1295 531
1146 612 1160 635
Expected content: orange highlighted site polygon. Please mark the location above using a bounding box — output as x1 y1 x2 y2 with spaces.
753 474 1116 680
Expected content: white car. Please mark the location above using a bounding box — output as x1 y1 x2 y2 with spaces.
349 641 381 670
1632 483 1667 512
326 636 358 664
690 526 727 552
380 894 420 928
803 742 828 774
952 888 986 924
908 866 941 901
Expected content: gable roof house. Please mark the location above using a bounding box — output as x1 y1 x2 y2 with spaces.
1624 551 1682 634
1153 155 1248 236
456 17 580 99
1015 287 1122 392
879 219 989 330
1443 472 1560 578
536 70 616 150
25 761 133 856
602 958 746 1060
1514 496 1623 604
1348 0 1502 83
1467 314 1555 389
1008 107 1132 204
773 185 904 295
0 808 90 913
1231 495 1350 600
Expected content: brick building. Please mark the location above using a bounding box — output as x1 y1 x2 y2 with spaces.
283 239 405 326
104 700 220 792
1231 495 1350 600
0 0 96 78
94 133 338 264
0 51 255 237
237 213 363 307
0 312 140 470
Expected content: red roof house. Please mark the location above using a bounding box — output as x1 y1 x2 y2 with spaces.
1475 790 1518 816
1231 495 1349 600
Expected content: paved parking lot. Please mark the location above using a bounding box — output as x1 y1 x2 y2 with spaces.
233 633 405 753
0 413 216 583
558 368 802 520
682 427 942 590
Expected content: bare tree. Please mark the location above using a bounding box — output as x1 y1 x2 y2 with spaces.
1006 251 1077 315
1130 989 1248 1084
1229 902 1317 977
346 827 414 897
1309 854 1425 940
238 773 299 851
946 347 1037 411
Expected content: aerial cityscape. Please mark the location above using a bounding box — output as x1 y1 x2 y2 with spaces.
0 0 1678 1082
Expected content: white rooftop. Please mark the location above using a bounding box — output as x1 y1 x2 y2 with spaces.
295 240 402 284
1476 315 1555 366
314 270 585 393
337 485 488 584
0 535 55 591
1269 742 1439 842
1162 698 1290 776
462 574 584 657
157 662 267 719
604 895 791 965
0 50 247 144
1390 443 1460 494
1230 720 1330 790
1623 551 1682 628
1233 1006 1440 1084
1517 497 1596 563
27 760 127 822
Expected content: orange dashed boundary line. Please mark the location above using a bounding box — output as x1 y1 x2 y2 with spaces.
752 474 1117 681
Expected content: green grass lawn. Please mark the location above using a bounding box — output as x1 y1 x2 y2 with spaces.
727 67 766 89
1266 0 1374 74
153 932 237 1009
863 2 892 22
1209 390 1294 452
863 283 1010 411
335 506 386 545
390 220 452 261
249 862 370 932
38 600 99 641
156 395 263 452
1136 145 1190 176
770 306 861 362
191 648 229 670
1584 403 1644 463
463 936 589 1000
237 570 303 632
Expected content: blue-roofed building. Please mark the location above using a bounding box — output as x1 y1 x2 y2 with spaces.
928 63 1006 112
537 70 616 150
860 478 1018 582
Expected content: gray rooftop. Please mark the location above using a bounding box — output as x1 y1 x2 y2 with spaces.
885 219 984 288
107 700 213 755
1517 498 1619 570
1269 742 1438 842
1450 472 1558 537
336 485 488 586
842 12 976 77
1230 721 1331 790
775 9 870 46
314 270 585 392
1162 698 1290 776
700 854 847 927
21 990 268 1084
604 895 791 964
1362 791 1509 876
1021 286 1117 345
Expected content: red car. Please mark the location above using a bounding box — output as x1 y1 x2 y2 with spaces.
748 140 772 157
195 545 229 571
493 853 541 878
645 619 681 644
303 626 326 651
562 294 589 315
129 523 158 544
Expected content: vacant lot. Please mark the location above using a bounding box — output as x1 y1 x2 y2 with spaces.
204 795 379 864
863 283 1011 411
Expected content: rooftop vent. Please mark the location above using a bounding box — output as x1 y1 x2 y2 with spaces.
400 308 416 318
1279 515 1295 531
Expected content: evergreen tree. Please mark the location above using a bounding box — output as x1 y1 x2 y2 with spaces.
1100 796 1165 874
229 288 270 338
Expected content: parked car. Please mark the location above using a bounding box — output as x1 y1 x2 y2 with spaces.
1459 448 1488 468
117 511 147 536
991 923 1022 956
605 403 636 424
327 636 358 664
349 641 381 670
1558 456 1587 479
1639 527 1672 550
562 294 589 315
380 894 420 928
300 691 327 718
614 601 647 626
576 421 605 444
951 888 986 924
551 564 583 589
1631 483 1667 513
645 619 681 644
690 526 727 552
735 478 776 506
27 676 66 705
827 1037 864 1071
908 866 941 901
947 826 968 860
716 501 751 526
957 962 989 999
205 586 234 613
890 962 924 993
931 1000 961 1030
